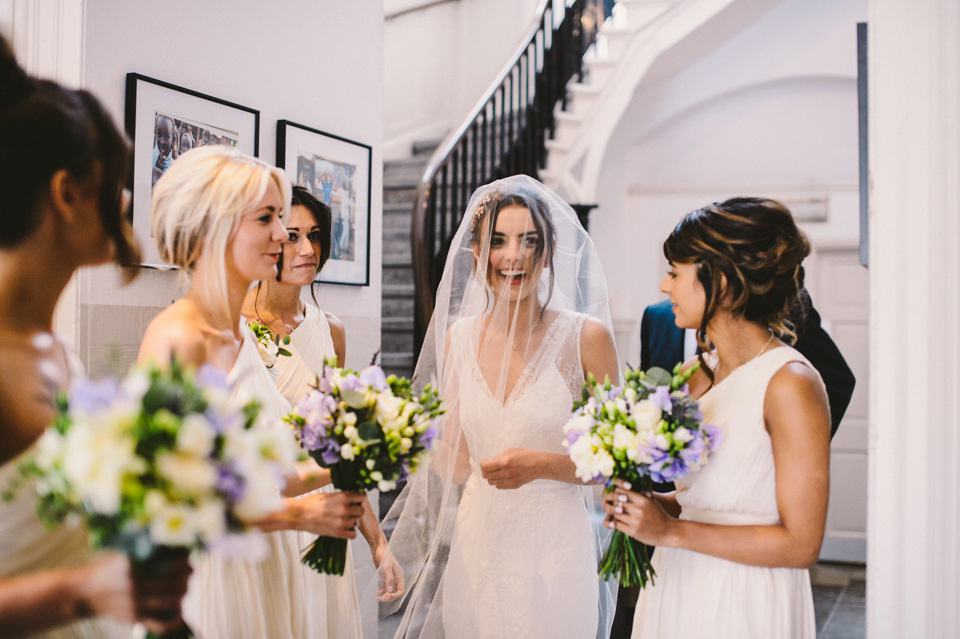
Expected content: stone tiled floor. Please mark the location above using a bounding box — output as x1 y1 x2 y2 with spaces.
811 562 867 639
379 561 868 638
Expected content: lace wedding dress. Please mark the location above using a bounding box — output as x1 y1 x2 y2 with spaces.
441 310 600 639
632 347 819 638
273 303 364 639
182 326 316 639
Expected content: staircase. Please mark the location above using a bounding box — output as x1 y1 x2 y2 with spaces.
541 0 738 200
380 140 440 379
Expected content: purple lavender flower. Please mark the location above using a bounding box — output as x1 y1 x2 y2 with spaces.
68 377 121 415
195 364 230 392
205 405 242 434
318 442 342 465
337 374 362 393
216 463 246 503
421 424 439 448
651 386 673 413
703 423 724 450
359 365 388 391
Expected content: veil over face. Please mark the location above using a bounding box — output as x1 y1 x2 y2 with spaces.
375 175 618 638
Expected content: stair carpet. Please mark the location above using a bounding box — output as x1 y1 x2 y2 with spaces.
380 142 438 380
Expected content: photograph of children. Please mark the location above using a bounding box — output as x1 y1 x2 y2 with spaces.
151 111 239 189
295 152 358 262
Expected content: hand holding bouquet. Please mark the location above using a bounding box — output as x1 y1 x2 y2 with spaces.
284 359 443 575
20 359 298 637
563 362 723 588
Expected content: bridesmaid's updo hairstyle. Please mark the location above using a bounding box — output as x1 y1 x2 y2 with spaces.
664 197 811 352
151 145 290 321
0 35 140 265
258 185 331 311
287 185 332 276
469 185 558 311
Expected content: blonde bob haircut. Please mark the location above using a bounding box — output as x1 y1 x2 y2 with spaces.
151 145 291 323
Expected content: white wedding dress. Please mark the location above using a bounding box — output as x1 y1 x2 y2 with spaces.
632 347 819 638
182 325 318 639
273 303 364 639
441 310 601 639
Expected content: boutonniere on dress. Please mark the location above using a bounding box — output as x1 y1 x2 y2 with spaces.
248 320 292 368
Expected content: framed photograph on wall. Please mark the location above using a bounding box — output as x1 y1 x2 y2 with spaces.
277 120 372 286
125 73 260 267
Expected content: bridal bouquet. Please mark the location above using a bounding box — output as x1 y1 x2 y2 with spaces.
21 360 297 637
284 360 443 575
563 362 723 588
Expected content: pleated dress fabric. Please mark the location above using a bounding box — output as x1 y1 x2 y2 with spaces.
632 346 820 639
273 304 364 639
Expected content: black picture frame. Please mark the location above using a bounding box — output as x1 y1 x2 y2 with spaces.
124 73 260 267
277 120 372 287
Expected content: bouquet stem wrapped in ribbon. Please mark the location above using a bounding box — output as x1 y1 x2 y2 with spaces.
563 362 723 589
13 359 298 638
284 359 443 575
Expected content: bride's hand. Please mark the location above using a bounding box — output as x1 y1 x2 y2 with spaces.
602 480 675 546
479 448 541 489
373 545 405 602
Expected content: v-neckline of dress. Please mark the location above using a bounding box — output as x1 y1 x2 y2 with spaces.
469 312 566 407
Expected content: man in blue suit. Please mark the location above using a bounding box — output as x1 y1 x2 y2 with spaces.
608 288 855 638
640 290 855 436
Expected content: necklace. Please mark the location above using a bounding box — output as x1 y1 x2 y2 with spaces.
714 329 775 383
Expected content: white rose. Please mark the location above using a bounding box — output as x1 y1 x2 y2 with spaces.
673 427 693 443
257 339 279 368
343 425 359 441
177 414 215 457
612 423 638 456
631 399 662 436
233 463 283 521
341 445 355 461
149 502 197 547
378 479 397 492
157 452 217 497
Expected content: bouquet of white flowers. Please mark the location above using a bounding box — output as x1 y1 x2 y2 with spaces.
19 359 298 637
563 363 723 588
283 359 443 575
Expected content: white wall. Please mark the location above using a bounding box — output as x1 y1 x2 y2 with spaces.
587 0 867 362
79 0 384 375
383 0 541 159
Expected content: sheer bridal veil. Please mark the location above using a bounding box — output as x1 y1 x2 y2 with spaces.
375 175 618 638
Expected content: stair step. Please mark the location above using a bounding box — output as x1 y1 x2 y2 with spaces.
382 316 414 330
381 330 414 353
382 266 413 286
412 138 444 157
383 295 414 317
384 157 428 188
384 186 419 205
383 283 415 298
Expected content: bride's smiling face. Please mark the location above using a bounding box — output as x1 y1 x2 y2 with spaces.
482 204 544 304
660 261 706 329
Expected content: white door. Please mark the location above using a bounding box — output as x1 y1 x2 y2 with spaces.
807 243 869 563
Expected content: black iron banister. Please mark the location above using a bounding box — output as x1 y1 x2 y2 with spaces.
411 0 609 347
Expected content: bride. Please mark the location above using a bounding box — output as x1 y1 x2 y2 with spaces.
382 175 619 639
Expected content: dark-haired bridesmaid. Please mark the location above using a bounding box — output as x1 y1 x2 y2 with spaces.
605 198 831 639
0 35 188 638
241 185 403 638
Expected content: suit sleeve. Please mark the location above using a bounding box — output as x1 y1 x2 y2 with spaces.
793 299 856 439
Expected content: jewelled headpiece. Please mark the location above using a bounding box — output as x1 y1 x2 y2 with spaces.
469 189 502 235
